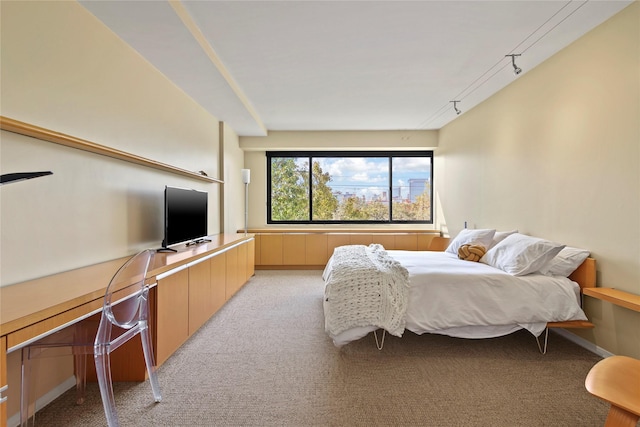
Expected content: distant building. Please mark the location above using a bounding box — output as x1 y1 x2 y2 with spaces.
408 179 429 202
392 186 402 201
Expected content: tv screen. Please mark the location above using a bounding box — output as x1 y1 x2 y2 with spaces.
163 186 208 248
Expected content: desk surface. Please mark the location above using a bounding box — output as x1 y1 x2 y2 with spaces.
0 233 253 342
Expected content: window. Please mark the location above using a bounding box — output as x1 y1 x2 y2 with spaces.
267 151 433 224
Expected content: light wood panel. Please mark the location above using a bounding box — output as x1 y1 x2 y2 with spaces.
374 234 396 249
583 288 640 312
247 228 441 235
306 234 328 265
394 234 418 250
426 236 450 251
0 336 6 427
547 320 594 329
349 234 373 246
0 235 255 426
253 230 442 269
585 355 640 427
5 298 104 350
283 234 306 265
237 243 248 291
225 246 239 299
155 269 190 365
246 239 255 280
260 234 283 266
210 253 227 312
188 260 211 335
327 235 351 260
253 235 262 266
0 258 126 339
0 116 222 183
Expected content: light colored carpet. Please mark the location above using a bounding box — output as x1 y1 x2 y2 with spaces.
34 270 609 426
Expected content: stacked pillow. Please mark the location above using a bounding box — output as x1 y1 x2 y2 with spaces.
538 246 590 277
489 230 518 249
445 229 496 256
480 233 564 276
447 229 589 277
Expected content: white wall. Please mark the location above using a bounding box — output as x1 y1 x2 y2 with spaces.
241 129 439 229
436 3 639 357
1 1 224 285
222 122 248 234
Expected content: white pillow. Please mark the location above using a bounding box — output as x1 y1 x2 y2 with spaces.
480 233 565 276
445 229 496 255
539 246 590 277
489 230 518 249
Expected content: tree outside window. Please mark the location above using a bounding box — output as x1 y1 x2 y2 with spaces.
267 151 433 224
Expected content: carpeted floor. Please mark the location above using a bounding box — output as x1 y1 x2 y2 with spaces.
33 270 609 426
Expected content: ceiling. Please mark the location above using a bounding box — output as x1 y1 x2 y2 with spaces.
79 0 632 136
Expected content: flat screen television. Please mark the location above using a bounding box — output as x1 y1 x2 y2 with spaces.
161 186 209 250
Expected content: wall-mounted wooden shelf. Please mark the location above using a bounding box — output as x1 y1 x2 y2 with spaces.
583 288 640 312
0 116 223 183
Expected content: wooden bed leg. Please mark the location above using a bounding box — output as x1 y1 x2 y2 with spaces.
535 328 550 354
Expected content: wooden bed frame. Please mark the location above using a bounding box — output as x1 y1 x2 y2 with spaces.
429 236 596 353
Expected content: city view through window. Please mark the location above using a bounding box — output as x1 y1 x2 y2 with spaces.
268 152 432 223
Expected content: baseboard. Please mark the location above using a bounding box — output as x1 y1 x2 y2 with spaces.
7 376 76 427
552 329 614 359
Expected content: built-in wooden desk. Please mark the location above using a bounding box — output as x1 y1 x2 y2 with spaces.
0 233 254 427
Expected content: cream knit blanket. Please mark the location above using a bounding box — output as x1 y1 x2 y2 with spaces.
324 244 409 339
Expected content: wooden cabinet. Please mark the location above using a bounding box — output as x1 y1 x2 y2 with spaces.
189 259 212 336
254 234 262 265
0 336 6 427
327 234 350 259
156 268 190 365
260 234 283 265
252 230 440 269
395 234 418 250
417 233 436 250
283 234 306 265
348 233 373 246
0 234 254 426
246 238 255 280
306 234 328 265
237 242 248 285
210 252 227 314
225 246 239 299
155 238 255 366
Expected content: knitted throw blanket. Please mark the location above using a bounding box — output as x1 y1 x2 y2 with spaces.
324 244 409 338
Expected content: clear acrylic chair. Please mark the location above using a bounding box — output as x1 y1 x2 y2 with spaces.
20 249 162 427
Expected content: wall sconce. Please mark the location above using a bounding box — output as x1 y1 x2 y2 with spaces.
0 171 53 185
506 54 523 75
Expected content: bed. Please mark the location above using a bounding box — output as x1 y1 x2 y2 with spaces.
323 230 595 351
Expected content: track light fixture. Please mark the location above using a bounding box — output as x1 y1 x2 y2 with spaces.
450 100 461 115
506 54 522 75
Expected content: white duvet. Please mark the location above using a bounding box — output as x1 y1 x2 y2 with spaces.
323 250 588 347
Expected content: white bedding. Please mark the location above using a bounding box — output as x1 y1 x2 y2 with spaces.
323 249 588 347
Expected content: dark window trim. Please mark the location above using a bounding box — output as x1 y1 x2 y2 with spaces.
267 150 433 225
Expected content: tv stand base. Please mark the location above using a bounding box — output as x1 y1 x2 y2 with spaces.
186 238 212 247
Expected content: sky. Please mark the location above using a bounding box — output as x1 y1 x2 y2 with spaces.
314 156 431 201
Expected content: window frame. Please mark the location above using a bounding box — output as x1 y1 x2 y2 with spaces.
266 150 434 225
